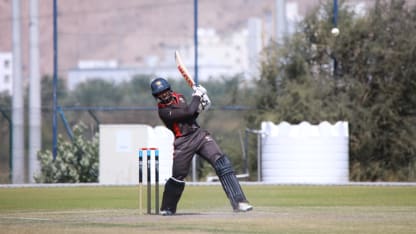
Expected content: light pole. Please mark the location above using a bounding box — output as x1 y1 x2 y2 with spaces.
52 0 58 159
332 0 338 77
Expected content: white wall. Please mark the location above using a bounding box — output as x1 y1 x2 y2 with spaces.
261 121 349 183
99 124 174 185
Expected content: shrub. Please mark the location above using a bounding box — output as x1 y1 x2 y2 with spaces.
35 124 98 183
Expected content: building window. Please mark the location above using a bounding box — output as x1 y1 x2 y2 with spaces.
4 60 10 69
4 75 9 83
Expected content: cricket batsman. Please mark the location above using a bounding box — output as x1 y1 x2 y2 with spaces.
150 77 253 215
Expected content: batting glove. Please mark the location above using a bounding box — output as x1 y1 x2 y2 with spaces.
200 94 211 111
192 88 205 98
194 85 207 95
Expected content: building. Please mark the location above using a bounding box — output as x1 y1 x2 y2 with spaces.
67 25 264 90
0 52 13 95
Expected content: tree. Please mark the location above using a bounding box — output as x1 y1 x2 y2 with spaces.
250 0 416 181
0 93 11 182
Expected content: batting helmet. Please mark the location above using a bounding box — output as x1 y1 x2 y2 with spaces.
150 77 171 97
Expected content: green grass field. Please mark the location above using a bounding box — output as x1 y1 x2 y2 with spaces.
0 184 415 234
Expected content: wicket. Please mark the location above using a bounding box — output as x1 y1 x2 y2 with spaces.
138 147 159 215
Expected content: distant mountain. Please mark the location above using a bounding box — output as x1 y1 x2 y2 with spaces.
0 0 324 79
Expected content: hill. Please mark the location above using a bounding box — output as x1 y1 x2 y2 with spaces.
0 0 321 78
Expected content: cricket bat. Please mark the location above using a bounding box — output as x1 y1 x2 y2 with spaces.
175 50 196 90
175 50 211 110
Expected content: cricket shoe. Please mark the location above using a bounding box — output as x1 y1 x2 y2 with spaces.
235 202 253 212
160 210 174 216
